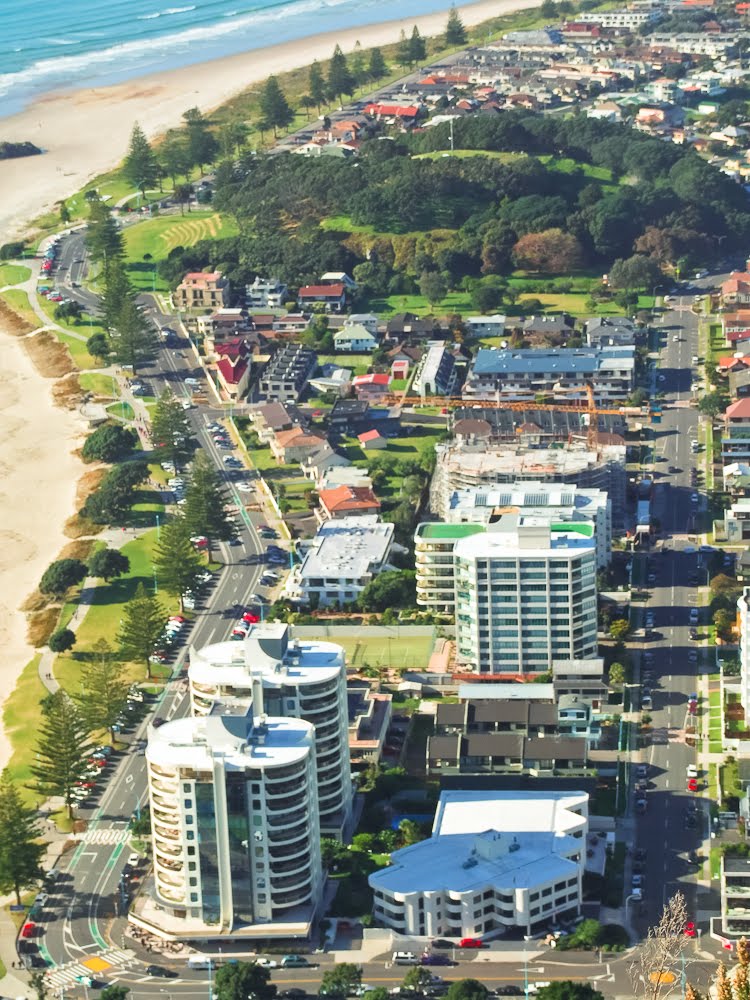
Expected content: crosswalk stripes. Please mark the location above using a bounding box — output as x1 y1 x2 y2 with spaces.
45 948 135 986
79 827 129 845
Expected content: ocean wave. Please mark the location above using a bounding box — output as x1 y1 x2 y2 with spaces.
164 5 197 12
138 11 163 18
48 38 80 46
0 0 369 103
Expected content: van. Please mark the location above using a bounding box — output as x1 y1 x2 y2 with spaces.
187 956 213 970
392 952 419 966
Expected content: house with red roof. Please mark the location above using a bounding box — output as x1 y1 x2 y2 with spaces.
723 398 750 462
718 355 750 374
722 268 750 307
317 485 381 522
352 372 392 401
297 283 347 313
722 310 750 345
362 103 422 122
215 354 250 401
174 271 230 311
270 426 328 464
358 429 388 451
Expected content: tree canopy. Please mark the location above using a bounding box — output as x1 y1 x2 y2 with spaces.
0 771 45 904
39 558 87 598
214 962 276 1000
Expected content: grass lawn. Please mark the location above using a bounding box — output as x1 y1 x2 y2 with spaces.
1 288 39 326
80 373 117 398
107 401 135 421
518 291 623 317
317 353 373 376
56 332 99 370
2 655 46 804
369 291 473 316
123 212 239 291
0 263 31 286
305 632 435 672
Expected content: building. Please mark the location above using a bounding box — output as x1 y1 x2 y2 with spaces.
174 271 230 312
300 442 353 483
334 324 379 352
352 373 392 401
412 341 460 397
415 523 486 614
369 790 587 938
453 516 598 674
584 317 637 347
358 429 388 450
588 7 662 25
466 315 506 338
297 284 347 312
724 499 750 543
344 313 379 335
318 484 381 521
197 309 250 348
430 441 626 529
329 399 371 435
723 399 750 463
188 623 352 836
738 589 750 728
463 347 634 402
348 684 393 765
215 353 250 401
553 659 607 710
270 427 328 464
246 277 289 310
258 345 318 403
722 855 750 936
145 710 323 936
285 516 395 607
250 402 304 443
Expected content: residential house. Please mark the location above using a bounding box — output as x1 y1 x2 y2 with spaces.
297 283 347 313
585 317 637 347
723 398 750 463
300 443 353 483
250 401 305 444
358 429 388 450
320 272 357 290
362 102 422 122
385 314 444 343
246 277 288 309
730 368 750 399
196 308 250 349
317 485 381 522
334 324 379 352
723 311 750 345
552 659 607 711
387 344 423 367
272 313 311 335
319 467 373 491
308 365 353 397
270 426 328 464
411 340 461 397
722 267 750 306
344 313 379 335
518 314 575 342
174 271 230 311
352 373 392 401
587 101 623 122
215 353 250 400
257 344 318 403
466 315 507 338
329 398 370 435
724 498 750 543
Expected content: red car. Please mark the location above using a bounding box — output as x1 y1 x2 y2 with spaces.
685 922 697 938
242 612 260 623
687 778 698 792
459 938 483 949
20 922 36 939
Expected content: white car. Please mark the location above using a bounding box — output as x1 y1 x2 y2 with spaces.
185 377 201 386
687 765 698 778
256 959 278 969
237 482 253 492
127 853 140 867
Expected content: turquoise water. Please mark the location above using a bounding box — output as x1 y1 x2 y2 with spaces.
0 0 453 118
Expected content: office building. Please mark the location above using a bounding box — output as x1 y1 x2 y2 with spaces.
369 790 587 938
188 624 352 836
738 589 750 728
145 711 323 936
453 516 598 673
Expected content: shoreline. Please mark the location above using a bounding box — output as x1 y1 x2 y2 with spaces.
0 0 540 776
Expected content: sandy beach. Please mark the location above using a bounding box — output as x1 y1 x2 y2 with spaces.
0 0 540 773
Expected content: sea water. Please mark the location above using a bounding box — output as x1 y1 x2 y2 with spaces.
0 0 459 118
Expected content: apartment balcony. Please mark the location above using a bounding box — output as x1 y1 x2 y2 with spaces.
267 820 309 844
153 822 180 842
157 883 186 905
155 864 185 889
269 836 310 861
155 843 183 867
150 776 179 796
266 792 304 813
264 763 307 783
272 881 314 908
270 854 313 878
149 763 179 781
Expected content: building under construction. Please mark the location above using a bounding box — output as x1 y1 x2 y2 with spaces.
448 404 628 442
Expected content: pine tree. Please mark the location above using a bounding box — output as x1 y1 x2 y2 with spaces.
154 514 204 613
182 452 237 561
327 44 355 102
259 76 294 136
161 128 191 186
350 41 365 86
445 3 467 45
122 123 159 199
368 48 387 81
32 691 96 818
182 107 219 174
109 296 157 375
408 26 427 66
150 389 193 471
86 200 124 265
117 583 166 679
308 61 327 111
0 771 45 905
396 29 411 67
78 640 131 741
102 259 134 335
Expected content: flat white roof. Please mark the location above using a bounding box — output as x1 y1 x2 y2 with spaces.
298 519 393 583
458 683 555 701
433 790 589 837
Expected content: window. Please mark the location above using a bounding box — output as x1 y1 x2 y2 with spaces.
189 878 197 887
190 893 199 902
187 846 196 856
188 862 197 872
186 831 195 841
184 799 193 809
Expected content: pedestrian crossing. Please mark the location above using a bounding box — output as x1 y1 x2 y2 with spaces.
45 948 134 986
79 827 129 845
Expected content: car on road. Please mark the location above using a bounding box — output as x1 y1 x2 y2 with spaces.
691 493 699 503
237 482 253 492
256 958 278 968
20 923 36 939
459 938 483 949
636 797 647 814
281 955 312 968
146 965 178 978
684 922 697 938
687 777 699 792
421 954 455 966
688 764 698 778
185 377 201 386
689 609 699 624
250 593 268 605
74 975 94 987
242 612 260 624
657 375 666 382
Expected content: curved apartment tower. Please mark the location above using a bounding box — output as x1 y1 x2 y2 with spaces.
188 623 352 838
146 711 322 935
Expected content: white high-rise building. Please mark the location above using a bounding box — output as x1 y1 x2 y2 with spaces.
738 589 750 727
188 624 352 837
454 516 598 674
146 711 323 936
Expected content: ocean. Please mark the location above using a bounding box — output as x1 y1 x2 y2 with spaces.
0 0 458 118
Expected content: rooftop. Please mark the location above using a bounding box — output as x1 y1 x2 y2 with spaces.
416 523 486 540
454 517 596 559
471 346 633 377
457 683 555 702
433 789 589 837
296 518 394 582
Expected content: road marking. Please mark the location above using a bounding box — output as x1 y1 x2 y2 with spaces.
78 828 129 846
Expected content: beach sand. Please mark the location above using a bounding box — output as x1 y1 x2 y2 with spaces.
0 0 540 772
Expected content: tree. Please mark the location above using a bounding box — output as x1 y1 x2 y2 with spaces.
445 3 468 45
608 255 662 292
101 259 133 336
109 296 157 374
350 41 366 86
309 61 327 111
173 182 193 215
30 972 48 1000
536 986 604 1000
214 963 276 1000
48 628 76 653
82 460 150 525
609 619 630 642
151 389 193 471
100 988 130 1000
0 771 45 904
88 547 131 582
86 201 124 265
402 969 434 993
512 229 585 273
328 45 355 102
396 30 410 67
218 120 249 159
78 640 131 741
445 981 488 1000
259 76 294 136
54 300 83 322
319 964 362 998
710 574 742 607
714 608 735 642
697 391 723 418
161 129 191 186
368 48 387 81
39 558 87 598
86 333 110 362
608 662 626 687
82 424 137 463
358 570 416 613
398 818 425 846
182 452 237 560
419 270 448 308
182 107 219 173
471 282 504 314
32 691 95 817
154 514 204 612
628 891 692 1000
117 583 165 678
122 123 159 198
408 26 427 66
321 836 350 870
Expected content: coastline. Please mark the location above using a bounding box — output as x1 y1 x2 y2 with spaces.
0 0 540 775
